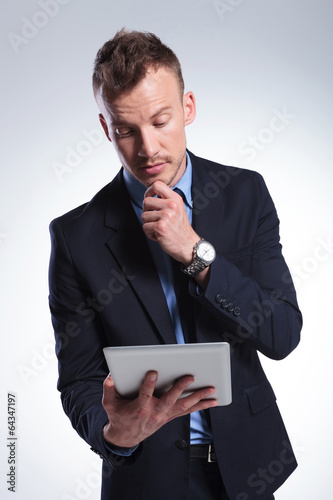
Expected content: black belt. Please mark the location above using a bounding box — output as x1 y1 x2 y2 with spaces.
190 444 217 462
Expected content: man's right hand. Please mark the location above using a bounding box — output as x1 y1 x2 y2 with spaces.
102 371 217 448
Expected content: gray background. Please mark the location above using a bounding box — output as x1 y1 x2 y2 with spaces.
1 0 332 498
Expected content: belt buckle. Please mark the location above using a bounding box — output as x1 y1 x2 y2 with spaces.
208 444 214 463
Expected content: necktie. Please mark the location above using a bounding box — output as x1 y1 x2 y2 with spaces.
172 188 196 343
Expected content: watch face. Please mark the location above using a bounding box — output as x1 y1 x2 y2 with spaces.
197 241 216 263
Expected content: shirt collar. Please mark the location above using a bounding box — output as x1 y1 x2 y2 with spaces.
123 152 193 209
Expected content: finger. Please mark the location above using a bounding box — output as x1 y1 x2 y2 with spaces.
142 199 181 226
142 211 175 240
169 397 218 420
142 196 165 213
164 381 216 411
141 211 160 224
137 371 158 408
144 181 174 200
178 386 216 408
159 375 195 407
167 387 216 418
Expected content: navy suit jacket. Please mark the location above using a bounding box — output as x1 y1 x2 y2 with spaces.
49 151 302 500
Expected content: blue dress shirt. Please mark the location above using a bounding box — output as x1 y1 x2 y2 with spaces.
104 153 213 457
123 153 212 446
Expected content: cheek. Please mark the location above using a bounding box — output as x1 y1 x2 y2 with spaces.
172 130 187 153
113 141 133 161
165 123 186 148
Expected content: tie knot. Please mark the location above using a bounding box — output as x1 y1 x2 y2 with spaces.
173 187 186 203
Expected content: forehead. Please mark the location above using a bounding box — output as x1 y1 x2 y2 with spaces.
98 67 182 124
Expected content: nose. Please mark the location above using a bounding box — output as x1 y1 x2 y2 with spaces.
137 128 160 158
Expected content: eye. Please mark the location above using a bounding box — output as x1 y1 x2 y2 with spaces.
115 127 133 137
154 120 167 128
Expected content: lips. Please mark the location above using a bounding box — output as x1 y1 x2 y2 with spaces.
141 163 166 175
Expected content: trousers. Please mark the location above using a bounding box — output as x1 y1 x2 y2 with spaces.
187 458 228 500
187 458 275 500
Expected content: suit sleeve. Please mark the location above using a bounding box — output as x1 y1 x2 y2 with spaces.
191 173 302 360
48 218 141 467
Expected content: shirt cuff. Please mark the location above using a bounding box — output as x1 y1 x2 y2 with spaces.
195 283 205 297
103 439 139 457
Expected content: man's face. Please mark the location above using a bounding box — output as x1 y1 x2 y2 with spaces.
97 66 196 188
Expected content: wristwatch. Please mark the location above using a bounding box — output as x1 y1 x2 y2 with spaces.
182 238 216 277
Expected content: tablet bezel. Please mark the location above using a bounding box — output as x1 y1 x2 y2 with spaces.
103 342 232 406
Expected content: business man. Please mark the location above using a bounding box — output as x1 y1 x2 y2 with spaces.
49 29 302 500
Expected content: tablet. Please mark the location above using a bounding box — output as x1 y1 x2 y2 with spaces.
103 342 232 406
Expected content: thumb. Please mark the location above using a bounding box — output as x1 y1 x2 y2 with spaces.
104 373 114 387
102 374 118 407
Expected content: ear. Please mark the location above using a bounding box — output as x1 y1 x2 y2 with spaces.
183 91 196 126
99 114 112 142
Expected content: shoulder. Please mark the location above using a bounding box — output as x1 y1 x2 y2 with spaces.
49 170 123 234
188 150 267 193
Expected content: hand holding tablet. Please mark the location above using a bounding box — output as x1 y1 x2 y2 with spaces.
103 342 232 407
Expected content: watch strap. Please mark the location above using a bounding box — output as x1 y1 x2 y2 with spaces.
181 238 213 277
181 258 208 276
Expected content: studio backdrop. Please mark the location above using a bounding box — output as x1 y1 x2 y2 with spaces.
1 1 332 499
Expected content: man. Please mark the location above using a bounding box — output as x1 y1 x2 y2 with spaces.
49 30 302 500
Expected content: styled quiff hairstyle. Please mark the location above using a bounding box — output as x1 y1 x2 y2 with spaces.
92 29 185 100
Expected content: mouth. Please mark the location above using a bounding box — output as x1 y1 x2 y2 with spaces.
141 162 167 175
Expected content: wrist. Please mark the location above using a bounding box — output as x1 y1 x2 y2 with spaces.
194 265 211 289
181 234 201 266
102 422 139 449
182 238 216 277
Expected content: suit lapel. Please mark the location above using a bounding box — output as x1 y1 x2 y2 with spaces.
104 171 176 345
190 151 224 246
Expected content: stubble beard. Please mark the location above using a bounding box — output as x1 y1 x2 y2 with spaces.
136 150 187 189
165 150 187 188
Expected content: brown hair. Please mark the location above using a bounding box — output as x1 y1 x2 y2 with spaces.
92 29 184 100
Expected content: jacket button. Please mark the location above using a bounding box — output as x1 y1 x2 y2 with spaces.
233 307 241 316
227 303 234 312
175 439 188 450
215 293 224 303
221 299 228 309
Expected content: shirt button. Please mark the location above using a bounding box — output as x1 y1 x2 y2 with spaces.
221 299 229 309
227 303 234 312
175 440 188 450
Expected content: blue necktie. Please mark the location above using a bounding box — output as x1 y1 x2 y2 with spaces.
172 188 196 343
